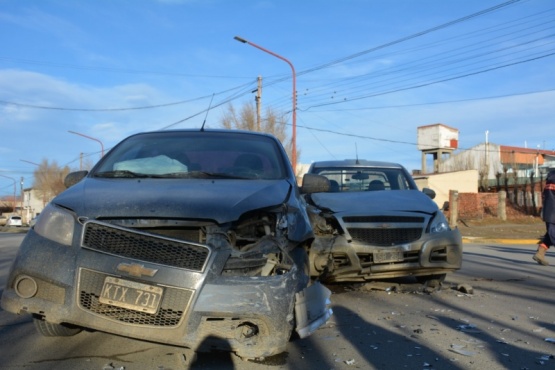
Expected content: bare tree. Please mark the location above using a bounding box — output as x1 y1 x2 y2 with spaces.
220 102 300 164
33 159 71 203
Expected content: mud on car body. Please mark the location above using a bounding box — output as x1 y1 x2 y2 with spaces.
303 159 462 284
1 130 332 360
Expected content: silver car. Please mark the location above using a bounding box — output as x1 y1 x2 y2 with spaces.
303 159 462 284
1 130 332 360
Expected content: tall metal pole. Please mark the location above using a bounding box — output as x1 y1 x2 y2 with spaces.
234 36 297 173
68 130 105 157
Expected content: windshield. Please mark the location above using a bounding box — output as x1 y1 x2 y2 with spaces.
93 132 287 180
311 167 415 192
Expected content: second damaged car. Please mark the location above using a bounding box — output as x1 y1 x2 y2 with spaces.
1 129 332 360
304 159 462 284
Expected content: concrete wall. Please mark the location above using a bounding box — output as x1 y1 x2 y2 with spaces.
413 169 479 209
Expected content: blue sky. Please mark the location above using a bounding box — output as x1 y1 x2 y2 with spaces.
1 0 554 196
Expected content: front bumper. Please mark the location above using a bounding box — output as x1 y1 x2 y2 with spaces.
1 227 329 360
310 228 463 282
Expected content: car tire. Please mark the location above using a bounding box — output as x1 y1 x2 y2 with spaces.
33 318 82 337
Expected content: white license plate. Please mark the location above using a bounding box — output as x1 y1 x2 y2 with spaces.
374 250 404 263
99 276 163 314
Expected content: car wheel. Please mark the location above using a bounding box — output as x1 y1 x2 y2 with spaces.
33 318 82 337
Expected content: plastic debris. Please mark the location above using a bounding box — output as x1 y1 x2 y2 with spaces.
456 324 481 333
102 364 125 370
449 344 476 357
545 338 555 343
345 359 356 365
456 284 474 294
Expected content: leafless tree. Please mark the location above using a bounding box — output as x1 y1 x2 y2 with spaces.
220 102 300 164
33 159 71 204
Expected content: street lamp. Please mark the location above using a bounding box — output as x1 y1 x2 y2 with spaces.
68 130 105 158
234 36 297 173
0 174 17 212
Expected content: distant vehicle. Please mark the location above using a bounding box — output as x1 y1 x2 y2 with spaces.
303 159 463 284
5 215 22 227
1 129 332 361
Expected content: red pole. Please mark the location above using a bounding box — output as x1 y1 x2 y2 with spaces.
234 36 297 174
68 130 105 157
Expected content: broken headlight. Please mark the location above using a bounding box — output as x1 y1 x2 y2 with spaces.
429 211 450 234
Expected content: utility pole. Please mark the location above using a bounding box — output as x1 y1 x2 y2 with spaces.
255 76 262 131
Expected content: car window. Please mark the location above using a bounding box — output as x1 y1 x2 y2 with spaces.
312 167 413 192
93 132 287 180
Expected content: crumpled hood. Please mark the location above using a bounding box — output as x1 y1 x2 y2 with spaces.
55 177 292 224
310 190 438 215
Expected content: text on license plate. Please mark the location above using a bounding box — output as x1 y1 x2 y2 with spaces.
99 276 163 314
374 250 404 263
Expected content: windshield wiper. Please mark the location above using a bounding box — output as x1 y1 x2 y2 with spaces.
94 170 151 178
94 170 252 179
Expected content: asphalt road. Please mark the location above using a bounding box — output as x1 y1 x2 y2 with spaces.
1 233 554 369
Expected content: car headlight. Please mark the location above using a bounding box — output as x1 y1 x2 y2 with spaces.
34 203 75 246
429 211 451 234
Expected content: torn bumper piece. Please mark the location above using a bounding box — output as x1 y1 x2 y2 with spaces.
295 281 333 338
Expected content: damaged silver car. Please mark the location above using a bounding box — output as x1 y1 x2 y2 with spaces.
1 130 332 360
304 159 462 284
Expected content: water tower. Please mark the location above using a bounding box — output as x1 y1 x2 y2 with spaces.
417 123 459 173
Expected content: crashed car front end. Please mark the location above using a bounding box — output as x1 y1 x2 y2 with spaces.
1 130 332 360
304 159 463 283
307 202 462 282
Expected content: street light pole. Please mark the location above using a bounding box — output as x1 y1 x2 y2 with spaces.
0 174 17 212
234 36 297 173
68 130 105 157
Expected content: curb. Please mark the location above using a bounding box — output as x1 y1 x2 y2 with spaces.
462 237 540 245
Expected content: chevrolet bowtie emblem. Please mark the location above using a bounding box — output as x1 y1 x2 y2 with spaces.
117 263 158 277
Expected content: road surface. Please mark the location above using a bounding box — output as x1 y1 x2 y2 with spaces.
1 233 554 369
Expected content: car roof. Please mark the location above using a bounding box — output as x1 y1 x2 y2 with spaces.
132 128 280 140
310 159 406 169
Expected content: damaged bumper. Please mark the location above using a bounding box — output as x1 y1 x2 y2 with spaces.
310 229 463 282
2 225 332 360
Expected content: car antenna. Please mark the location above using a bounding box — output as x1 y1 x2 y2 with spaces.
355 142 360 164
200 93 215 132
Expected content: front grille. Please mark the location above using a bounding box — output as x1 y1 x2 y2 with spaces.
82 221 210 271
343 215 425 246
78 269 192 327
348 227 422 246
344 216 424 223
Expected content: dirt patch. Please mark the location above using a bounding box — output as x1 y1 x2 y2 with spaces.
457 215 545 240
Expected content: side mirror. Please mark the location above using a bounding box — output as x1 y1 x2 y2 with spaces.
64 170 89 188
300 174 330 194
422 187 436 199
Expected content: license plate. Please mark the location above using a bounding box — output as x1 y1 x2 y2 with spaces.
99 276 163 314
374 250 404 263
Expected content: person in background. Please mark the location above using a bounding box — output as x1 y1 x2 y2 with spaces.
534 169 555 265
